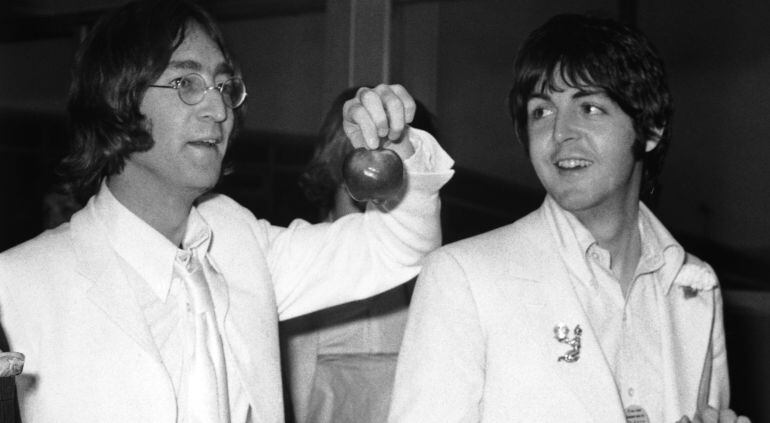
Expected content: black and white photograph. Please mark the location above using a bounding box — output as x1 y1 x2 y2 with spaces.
0 0 767 422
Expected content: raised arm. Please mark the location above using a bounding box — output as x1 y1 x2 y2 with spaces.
266 84 454 320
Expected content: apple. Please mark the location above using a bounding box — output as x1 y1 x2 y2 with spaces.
342 147 405 203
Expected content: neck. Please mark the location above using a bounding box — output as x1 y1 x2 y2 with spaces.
573 188 643 297
106 174 198 246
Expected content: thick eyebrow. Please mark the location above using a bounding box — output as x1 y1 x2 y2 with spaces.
528 87 607 103
527 92 551 102
167 59 202 72
166 60 235 77
572 87 607 99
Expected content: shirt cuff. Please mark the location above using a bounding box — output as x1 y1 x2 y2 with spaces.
402 127 455 175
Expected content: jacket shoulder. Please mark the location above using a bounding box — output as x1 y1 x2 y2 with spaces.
437 208 546 267
0 223 77 305
194 193 276 256
0 223 73 267
683 251 712 270
196 192 252 218
195 193 264 230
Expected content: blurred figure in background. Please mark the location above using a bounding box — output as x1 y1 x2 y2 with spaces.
281 87 439 423
42 188 83 229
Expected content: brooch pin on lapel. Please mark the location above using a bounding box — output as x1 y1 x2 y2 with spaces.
554 324 582 363
674 263 717 299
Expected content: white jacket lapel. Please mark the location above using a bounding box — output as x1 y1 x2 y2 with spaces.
512 213 627 422
70 205 162 364
210 242 284 421
526 262 626 421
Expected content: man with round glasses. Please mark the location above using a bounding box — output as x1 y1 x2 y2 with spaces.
0 0 453 422
148 73 247 109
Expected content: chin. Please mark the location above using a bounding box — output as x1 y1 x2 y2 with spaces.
548 188 599 213
186 173 221 194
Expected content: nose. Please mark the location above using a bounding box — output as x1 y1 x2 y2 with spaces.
198 87 228 123
553 109 578 143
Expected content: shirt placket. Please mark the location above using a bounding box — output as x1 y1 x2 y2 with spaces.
617 259 664 422
618 297 638 406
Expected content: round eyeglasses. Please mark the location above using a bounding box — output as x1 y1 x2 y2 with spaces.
149 73 247 109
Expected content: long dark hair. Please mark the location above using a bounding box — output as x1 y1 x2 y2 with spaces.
60 0 242 202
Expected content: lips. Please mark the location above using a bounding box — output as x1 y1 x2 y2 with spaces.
554 158 592 169
187 136 222 148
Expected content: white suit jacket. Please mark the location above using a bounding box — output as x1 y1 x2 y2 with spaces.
0 130 453 423
389 201 729 423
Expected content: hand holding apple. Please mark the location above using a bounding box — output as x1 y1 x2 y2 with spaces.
342 84 416 150
341 84 415 203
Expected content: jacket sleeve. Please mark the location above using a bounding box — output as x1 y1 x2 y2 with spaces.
388 249 485 423
263 128 454 320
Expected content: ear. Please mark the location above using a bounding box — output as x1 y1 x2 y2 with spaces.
645 127 664 153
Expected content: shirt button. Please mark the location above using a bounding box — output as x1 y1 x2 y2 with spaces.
591 252 600 260
628 387 635 397
176 250 191 262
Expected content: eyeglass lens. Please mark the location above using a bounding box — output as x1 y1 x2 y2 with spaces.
178 74 246 108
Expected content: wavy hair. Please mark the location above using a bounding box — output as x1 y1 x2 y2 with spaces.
60 0 243 202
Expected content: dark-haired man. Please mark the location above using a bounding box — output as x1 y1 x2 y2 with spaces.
390 14 746 423
0 1 453 422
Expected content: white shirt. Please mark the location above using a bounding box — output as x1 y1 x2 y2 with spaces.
544 196 685 422
96 184 253 422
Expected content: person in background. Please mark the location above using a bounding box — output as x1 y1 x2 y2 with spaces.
389 14 748 423
41 188 83 230
282 87 440 423
0 0 454 422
